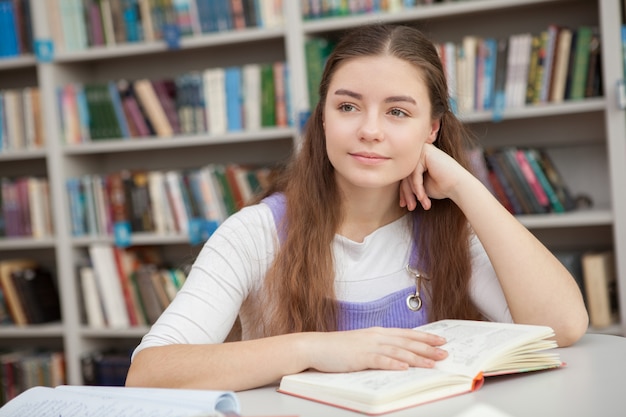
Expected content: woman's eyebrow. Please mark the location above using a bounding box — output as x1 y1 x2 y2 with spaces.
333 89 416 105
385 95 416 104
333 88 361 99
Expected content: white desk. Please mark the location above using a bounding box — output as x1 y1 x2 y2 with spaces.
237 333 626 417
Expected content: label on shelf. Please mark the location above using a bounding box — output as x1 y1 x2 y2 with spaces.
34 39 54 63
617 80 626 110
113 221 132 248
188 218 219 245
162 24 181 50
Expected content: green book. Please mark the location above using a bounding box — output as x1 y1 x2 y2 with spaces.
260 63 276 127
568 26 593 100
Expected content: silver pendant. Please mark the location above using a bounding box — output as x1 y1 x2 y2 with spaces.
406 293 422 311
405 264 425 312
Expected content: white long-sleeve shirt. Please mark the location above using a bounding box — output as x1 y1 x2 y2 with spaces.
132 201 511 359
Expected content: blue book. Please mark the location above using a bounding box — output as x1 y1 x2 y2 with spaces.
482 38 497 110
195 0 217 33
215 0 232 31
107 81 131 138
1 1 19 57
225 67 243 131
123 0 141 42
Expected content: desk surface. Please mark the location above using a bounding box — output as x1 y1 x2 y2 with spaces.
237 333 626 417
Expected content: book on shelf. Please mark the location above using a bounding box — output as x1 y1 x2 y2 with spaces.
0 261 62 327
0 87 45 152
0 0 33 58
278 319 562 415
427 22 601 114
0 385 240 417
581 250 619 329
79 244 187 328
0 259 38 325
46 0 283 51
481 147 575 215
57 62 291 143
9 265 61 325
0 350 66 405
81 349 131 386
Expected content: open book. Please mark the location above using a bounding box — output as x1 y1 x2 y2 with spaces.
278 319 563 415
0 385 240 417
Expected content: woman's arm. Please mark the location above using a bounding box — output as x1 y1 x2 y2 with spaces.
401 144 588 346
126 327 448 391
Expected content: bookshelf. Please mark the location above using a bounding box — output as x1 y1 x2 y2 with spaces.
0 0 625 395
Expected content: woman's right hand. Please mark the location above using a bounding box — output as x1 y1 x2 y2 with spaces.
303 327 448 373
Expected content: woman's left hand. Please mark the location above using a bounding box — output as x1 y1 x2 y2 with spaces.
399 143 467 211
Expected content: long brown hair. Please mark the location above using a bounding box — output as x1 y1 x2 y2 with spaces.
250 24 482 337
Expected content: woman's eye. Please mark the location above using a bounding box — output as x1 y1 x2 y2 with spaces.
389 108 408 117
339 103 356 112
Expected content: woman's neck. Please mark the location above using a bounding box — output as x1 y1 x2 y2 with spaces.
338 188 407 243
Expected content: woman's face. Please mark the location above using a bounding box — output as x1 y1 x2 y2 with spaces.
323 55 440 194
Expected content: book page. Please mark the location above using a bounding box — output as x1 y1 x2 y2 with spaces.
415 320 557 376
0 386 235 417
0 386 239 417
56 385 240 414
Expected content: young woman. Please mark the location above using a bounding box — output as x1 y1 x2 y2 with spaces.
126 24 588 392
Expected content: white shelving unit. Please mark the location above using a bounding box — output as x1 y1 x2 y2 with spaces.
0 0 624 388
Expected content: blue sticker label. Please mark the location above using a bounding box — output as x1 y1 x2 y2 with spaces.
113 221 132 248
188 217 203 245
162 24 181 50
34 39 54 62
492 91 505 123
203 219 219 239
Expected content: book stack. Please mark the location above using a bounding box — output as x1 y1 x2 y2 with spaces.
301 0 447 19
0 176 54 239
78 244 188 328
0 350 66 404
0 260 62 326
46 0 284 52
80 349 132 386
0 87 45 152
0 0 33 58
445 25 600 113
470 146 577 216
65 164 273 238
57 62 290 143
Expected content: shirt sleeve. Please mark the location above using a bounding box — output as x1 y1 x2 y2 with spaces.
468 234 513 323
131 203 277 360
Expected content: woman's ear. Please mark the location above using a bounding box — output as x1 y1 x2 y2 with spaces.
427 119 441 144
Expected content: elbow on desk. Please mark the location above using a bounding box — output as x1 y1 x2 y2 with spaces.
554 309 590 347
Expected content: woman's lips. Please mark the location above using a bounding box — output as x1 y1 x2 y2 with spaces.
349 152 390 165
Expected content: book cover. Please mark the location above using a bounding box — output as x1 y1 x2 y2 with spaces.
88 243 131 328
582 251 619 329
10 266 62 324
568 26 593 100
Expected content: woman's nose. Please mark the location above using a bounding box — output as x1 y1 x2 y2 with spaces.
358 112 383 142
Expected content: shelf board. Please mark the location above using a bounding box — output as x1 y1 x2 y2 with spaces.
72 233 190 247
0 236 56 250
53 27 286 63
63 127 296 155
302 0 566 34
0 54 37 70
459 98 606 124
69 209 613 248
0 323 64 338
81 326 149 338
518 208 612 229
0 148 47 161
